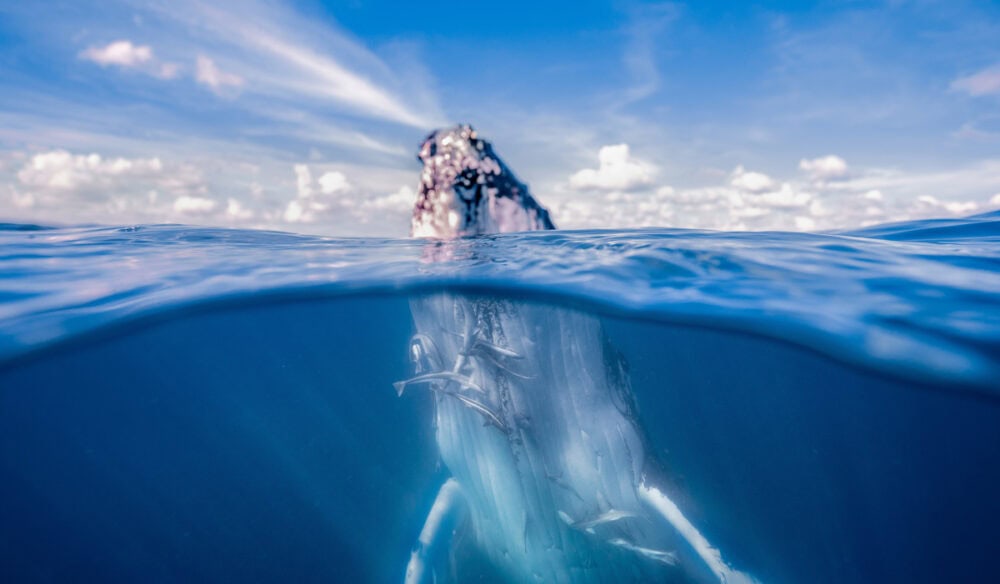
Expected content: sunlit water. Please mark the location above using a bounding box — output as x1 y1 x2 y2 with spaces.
1 212 998 583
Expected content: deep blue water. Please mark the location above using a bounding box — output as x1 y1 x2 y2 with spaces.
1 212 999 583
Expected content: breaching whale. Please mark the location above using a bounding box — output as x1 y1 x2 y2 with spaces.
399 125 759 584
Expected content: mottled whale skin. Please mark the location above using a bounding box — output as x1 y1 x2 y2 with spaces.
401 125 758 584
411 124 553 239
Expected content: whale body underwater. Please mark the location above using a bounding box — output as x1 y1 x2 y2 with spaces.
398 125 760 584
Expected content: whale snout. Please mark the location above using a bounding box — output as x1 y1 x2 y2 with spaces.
411 124 554 238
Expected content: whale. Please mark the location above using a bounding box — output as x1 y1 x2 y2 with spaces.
399 125 759 583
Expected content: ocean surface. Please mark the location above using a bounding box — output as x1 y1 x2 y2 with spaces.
1 212 999 583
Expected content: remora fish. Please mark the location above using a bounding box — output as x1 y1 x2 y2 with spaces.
399 125 759 584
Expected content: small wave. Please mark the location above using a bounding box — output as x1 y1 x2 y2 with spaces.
841 211 1000 241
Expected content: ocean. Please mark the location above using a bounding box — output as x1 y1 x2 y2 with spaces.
1 212 998 583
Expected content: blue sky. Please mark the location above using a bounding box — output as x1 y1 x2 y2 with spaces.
1 0 999 235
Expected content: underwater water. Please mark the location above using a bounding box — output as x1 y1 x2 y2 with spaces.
1 212 999 583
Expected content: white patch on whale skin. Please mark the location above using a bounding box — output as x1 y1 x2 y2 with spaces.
400 126 760 583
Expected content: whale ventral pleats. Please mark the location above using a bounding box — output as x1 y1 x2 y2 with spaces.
411 124 556 239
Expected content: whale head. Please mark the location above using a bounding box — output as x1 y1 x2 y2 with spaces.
411 124 555 238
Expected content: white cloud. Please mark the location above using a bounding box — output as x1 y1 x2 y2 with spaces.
730 166 775 192
794 216 816 230
951 64 1000 97
285 163 333 223
173 195 217 214
356 185 414 215
72 3 440 130
2 146 419 233
758 183 812 208
318 171 350 194
5 149 219 225
141 0 442 128
17 150 163 190
283 199 308 223
279 164 415 226
914 195 979 215
79 40 153 67
569 144 655 191
293 164 312 198
552 156 998 233
225 197 253 220
800 155 849 180
195 55 245 93
78 40 180 80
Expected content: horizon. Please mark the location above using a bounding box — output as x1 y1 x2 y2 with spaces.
2 0 999 236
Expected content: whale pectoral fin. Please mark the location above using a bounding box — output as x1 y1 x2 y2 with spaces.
638 480 762 584
405 478 464 584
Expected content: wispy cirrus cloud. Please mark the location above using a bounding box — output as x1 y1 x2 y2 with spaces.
951 64 1000 97
7 0 445 162
618 2 679 107
195 55 244 95
134 0 445 128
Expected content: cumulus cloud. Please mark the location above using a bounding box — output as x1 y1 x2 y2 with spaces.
225 197 253 220
6 149 217 224
78 40 180 80
285 164 323 223
293 164 314 200
730 166 775 192
800 155 849 180
552 156 997 233
280 163 415 227
5 143 996 237
366 185 415 214
195 55 245 94
79 40 153 67
757 183 812 208
317 170 350 194
344 185 415 222
569 144 655 191
173 195 217 214
913 195 979 215
951 64 1000 97
17 150 163 190
285 165 355 223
